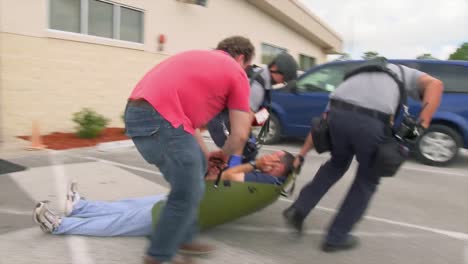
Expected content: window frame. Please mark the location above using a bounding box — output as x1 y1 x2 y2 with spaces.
261 43 287 65
298 54 316 71
48 0 144 45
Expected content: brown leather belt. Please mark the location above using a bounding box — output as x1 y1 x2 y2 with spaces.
127 99 153 109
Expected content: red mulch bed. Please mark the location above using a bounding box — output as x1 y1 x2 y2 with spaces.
18 127 129 150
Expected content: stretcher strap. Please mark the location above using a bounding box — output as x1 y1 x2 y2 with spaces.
280 172 297 197
207 157 226 188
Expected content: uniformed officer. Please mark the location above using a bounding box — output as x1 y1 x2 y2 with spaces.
283 61 443 252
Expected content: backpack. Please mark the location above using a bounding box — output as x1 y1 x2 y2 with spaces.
246 64 266 87
246 65 273 144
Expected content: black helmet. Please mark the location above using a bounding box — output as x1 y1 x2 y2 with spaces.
269 52 298 82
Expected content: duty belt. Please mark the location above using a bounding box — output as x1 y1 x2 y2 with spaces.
329 99 392 124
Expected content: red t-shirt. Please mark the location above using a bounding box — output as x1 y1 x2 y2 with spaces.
129 50 250 134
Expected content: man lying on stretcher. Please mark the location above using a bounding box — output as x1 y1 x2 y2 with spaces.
205 150 294 185
32 151 295 237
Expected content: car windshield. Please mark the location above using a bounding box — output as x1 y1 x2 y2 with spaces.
296 63 363 93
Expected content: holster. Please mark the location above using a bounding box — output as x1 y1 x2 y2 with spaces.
311 116 332 154
373 126 409 177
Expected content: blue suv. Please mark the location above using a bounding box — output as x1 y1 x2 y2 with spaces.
261 59 468 166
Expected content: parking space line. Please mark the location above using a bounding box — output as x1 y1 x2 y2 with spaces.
0 208 31 215
464 242 468 264
220 224 429 238
68 236 95 264
67 155 163 176
279 197 468 241
401 165 467 177
48 150 95 264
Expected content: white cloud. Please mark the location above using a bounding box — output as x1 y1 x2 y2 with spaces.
299 0 468 60
437 45 458 60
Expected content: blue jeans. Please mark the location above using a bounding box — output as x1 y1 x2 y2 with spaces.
125 104 206 262
53 195 166 236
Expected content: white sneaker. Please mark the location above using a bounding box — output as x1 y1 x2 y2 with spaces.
33 201 61 233
65 181 81 216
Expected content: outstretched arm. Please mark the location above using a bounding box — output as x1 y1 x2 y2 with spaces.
293 111 327 169
299 133 314 158
418 74 443 128
293 133 314 169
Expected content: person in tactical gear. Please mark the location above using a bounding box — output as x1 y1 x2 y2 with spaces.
207 52 298 166
283 58 443 252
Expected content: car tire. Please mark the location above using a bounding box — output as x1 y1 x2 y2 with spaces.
255 114 282 145
414 124 462 166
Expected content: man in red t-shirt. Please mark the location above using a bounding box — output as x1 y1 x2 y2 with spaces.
124 36 255 264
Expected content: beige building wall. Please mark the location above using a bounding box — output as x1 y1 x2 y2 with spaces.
0 0 342 141
0 33 165 139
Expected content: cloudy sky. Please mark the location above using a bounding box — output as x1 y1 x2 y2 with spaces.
298 0 468 60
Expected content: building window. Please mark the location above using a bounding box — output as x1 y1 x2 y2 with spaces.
49 0 144 43
177 0 208 6
299 54 316 71
261 43 287 64
120 6 143 43
50 0 81 33
88 0 114 38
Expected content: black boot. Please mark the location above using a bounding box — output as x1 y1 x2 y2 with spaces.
282 206 305 234
321 235 360 253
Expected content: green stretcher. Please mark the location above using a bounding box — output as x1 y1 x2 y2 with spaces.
152 172 296 230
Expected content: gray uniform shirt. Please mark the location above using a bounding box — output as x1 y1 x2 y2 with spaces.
330 64 425 114
250 67 271 112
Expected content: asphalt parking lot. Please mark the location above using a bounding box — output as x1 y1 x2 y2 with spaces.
0 137 467 264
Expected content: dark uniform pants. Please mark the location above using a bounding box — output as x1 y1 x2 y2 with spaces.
207 111 258 163
293 109 386 245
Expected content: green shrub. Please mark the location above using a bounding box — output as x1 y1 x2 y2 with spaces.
121 112 126 134
72 108 109 138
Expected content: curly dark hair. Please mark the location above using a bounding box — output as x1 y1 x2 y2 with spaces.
216 36 255 63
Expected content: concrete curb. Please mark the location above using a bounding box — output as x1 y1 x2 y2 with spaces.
96 140 135 152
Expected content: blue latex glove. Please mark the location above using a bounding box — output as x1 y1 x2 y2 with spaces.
227 155 242 168
248 134 257 144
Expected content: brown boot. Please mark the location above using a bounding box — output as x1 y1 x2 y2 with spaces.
179 241 215 255
144 255 195 264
